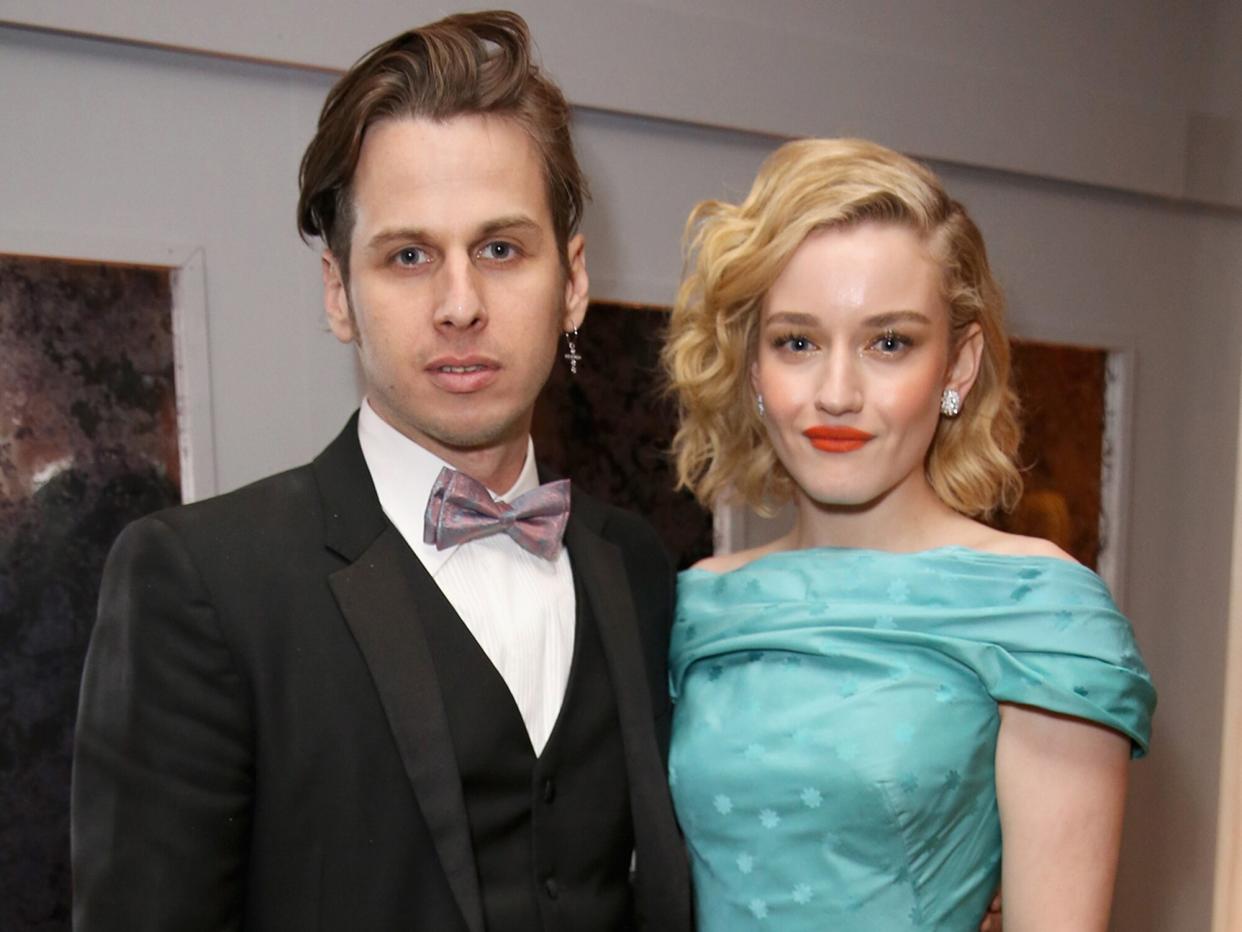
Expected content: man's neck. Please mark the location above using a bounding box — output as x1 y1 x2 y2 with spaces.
363 398 530 495
435 444 528 496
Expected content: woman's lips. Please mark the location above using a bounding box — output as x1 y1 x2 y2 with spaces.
802 425 874 453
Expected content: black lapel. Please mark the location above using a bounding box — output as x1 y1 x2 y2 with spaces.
312 413 388 560
564 494 692 927
314 416 485 932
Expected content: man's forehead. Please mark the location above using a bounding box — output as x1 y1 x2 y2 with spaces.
355 113 540 178
349 114 553 238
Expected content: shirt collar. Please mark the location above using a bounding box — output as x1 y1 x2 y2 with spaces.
356 398 539 576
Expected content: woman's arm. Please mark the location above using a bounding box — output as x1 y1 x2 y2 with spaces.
995 703 1132 931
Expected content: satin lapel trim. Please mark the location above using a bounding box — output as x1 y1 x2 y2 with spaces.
564 517 690 923
329 525 484 932
565 523 658 728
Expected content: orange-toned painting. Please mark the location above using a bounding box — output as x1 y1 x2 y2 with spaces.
988 340 1109 570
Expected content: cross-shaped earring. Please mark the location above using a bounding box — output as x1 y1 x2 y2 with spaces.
563 328 582 375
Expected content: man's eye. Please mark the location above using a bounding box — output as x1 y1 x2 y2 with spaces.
480 242 515 261
394 247 428 266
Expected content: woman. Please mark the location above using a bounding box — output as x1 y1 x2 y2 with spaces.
662 138 1155 930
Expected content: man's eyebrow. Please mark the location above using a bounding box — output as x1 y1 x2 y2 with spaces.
365 227 428 251
364 215 543 251
477 215 543 239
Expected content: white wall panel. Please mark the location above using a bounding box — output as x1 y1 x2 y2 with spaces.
3 14 1240 929
1 0 1234 205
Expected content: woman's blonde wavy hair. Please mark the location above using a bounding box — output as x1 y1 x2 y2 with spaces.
663 137 1022 517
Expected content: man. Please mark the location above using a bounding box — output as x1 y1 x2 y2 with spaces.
72 11 691 930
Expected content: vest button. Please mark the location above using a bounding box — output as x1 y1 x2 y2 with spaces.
543 877 559 900
543 777 556 803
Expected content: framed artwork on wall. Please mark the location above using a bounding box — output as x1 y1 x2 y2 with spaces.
0 232 215 502
0 234 214 930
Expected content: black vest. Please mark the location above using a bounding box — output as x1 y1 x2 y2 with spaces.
419 575 634 932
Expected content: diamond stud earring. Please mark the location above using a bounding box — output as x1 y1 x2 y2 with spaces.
940 388 962 418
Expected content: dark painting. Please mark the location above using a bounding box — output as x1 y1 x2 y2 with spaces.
0 255 181 931
535 302 714 570
989 340 1108 569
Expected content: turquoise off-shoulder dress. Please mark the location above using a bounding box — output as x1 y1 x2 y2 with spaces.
668 547 1155 931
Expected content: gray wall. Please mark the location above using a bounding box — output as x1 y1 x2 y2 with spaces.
2 3 1240 928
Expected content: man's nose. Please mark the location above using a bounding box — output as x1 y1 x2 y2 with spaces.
432 255 486 329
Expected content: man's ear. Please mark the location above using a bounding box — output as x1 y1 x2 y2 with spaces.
946 322 984 401
562 233 589 332
322 250 356 344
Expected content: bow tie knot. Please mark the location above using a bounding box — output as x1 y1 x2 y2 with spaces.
423 466 570 560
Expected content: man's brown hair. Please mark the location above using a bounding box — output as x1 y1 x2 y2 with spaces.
297 10 587 279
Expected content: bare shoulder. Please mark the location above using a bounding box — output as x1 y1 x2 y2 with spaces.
691 541 789 575
960 524 1079 564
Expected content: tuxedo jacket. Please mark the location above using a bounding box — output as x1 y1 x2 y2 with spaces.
72 416 692 931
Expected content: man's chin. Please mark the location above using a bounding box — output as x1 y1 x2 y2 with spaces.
421 418 529 457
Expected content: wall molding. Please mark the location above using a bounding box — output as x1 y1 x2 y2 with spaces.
1214 383 1242 932
1 0 1237 209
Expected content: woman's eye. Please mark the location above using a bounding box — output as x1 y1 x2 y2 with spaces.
774 334 813 352
873 331 910 353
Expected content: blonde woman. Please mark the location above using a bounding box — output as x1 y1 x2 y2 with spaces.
663 138 1155 930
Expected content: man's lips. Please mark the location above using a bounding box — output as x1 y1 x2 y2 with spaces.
802 425 874 453
425 356 500 393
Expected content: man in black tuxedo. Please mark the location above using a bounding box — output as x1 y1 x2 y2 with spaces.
72 11 691 930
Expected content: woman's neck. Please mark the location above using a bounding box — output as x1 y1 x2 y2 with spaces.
788 475 966 554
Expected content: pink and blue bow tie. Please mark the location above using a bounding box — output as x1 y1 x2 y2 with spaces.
423 466 571 561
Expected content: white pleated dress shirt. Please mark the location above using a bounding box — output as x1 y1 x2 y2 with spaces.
357 400 575 755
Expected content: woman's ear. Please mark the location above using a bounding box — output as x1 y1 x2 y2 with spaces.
946 322 984 401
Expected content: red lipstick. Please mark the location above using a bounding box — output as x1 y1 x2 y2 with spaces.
802 425 874 453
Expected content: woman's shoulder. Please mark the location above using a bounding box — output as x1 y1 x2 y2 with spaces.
952 522 1078 565
688 526 1078 574
689 540 788 576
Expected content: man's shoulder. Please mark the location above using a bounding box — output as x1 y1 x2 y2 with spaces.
150 416 362 541
152 462 320 537
96 460 328 613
